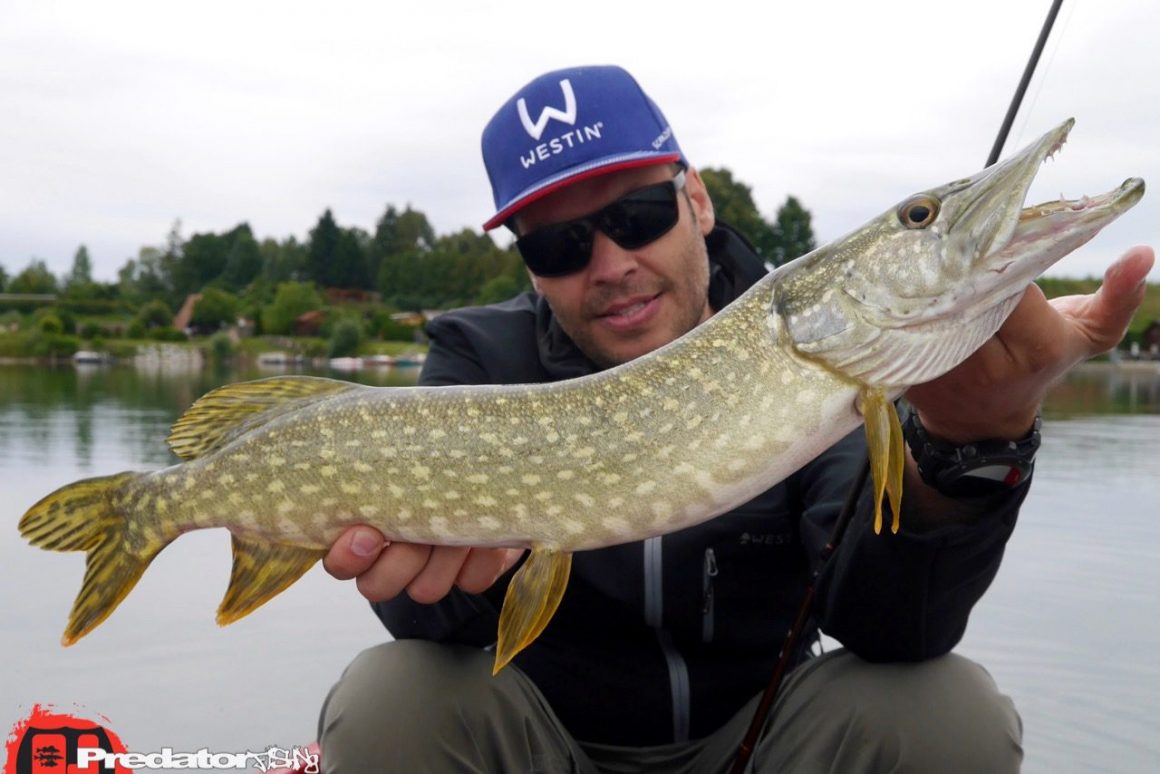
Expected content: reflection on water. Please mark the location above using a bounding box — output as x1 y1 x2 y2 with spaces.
1043 362 1160 417
1 362 1157 772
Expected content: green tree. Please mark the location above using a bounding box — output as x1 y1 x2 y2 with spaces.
476 275 521 305
66 245 94 289
260 237 307 284
8 259 59 295
220 225 263 290
261 281 323 335
332 227 371 289
327 317 363 358
118 247 171 307
768 196 816 266
191 287 240 331
368 205 436 283
699 168 776 257
135 299 174 330
307 209 342 287
178 231 229 295
0 263 9 292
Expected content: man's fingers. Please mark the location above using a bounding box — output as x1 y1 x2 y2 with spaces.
456 548 525 594
1052 246 1155 354
406 546 471 604
323 526 387 580
354 542 432 603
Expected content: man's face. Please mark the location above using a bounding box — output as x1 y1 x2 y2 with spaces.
516 165 717 368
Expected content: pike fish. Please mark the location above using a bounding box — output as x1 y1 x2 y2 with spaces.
20 120 1144 673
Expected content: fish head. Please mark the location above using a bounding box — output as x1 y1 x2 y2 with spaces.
770 119 1145 388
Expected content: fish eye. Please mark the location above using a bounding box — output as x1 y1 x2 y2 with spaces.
897 195 941 229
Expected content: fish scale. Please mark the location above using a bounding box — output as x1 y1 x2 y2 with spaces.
19 119 1144 673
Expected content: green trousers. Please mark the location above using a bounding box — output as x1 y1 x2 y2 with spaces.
318 640 1021 773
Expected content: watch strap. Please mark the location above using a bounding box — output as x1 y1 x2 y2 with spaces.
903 409 1041 498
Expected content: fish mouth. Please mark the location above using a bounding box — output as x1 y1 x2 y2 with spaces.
989 176 1146 277
953 118 1144 281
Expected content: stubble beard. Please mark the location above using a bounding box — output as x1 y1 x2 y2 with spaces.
564 230 711 369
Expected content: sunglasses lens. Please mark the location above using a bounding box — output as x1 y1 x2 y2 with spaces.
517 220 594 277
516 175 681 277
600 187 679 249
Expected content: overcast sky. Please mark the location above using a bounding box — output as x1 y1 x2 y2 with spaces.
1 0 1155 284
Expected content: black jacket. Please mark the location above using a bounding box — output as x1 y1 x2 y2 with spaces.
374 225 1026 746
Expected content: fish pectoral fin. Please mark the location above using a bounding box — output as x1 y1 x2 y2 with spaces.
858 388 905 534
493 548 572 675
168 376 360 460
217 536 325 626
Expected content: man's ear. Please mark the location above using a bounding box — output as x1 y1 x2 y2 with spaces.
683 167 716 237
527 268 543 295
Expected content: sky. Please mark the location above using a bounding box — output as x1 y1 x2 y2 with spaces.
1 0 1156 284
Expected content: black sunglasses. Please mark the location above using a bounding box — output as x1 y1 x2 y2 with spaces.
515 170 687 278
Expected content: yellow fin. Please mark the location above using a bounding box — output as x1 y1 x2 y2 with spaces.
19 472 173 645
217 536 325 625
493 549 572 675
858 388 906 534
168 376 359 460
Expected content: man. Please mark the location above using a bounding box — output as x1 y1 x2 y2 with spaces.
319 66 1153 772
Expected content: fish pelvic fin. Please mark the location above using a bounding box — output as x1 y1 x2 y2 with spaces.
167 376 360 460
858 388 905 534
216 535 325 626
19 472 172 645
493 548 572 675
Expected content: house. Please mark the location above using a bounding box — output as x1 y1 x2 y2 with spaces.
1141 321 1160 359
294 309 327 337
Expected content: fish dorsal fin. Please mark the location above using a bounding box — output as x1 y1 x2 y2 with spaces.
167 376 359 460
493 548 572 675
858 387 905 534
217 535 325 626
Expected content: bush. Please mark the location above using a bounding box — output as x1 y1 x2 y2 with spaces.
372 313 417 342
209 331 235 364
25 332 79 358
79 322 101 340
38 314 64 335
126 320 146 340
262 282 323 335
135 300 174 330
327 318 362 358
148 326 188 342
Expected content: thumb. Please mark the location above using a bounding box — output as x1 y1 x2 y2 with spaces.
1052 245 1154 354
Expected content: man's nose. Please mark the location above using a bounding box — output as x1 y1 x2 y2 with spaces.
587 231 640 283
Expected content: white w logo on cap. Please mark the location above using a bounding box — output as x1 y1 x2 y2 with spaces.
517 79 577 141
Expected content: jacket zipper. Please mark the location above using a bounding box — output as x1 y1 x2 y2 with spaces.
701 547 718 644
644 536 692 743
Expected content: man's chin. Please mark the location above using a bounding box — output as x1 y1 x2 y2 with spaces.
586 331 668 369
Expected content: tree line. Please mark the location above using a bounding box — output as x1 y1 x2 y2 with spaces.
0 167 816 338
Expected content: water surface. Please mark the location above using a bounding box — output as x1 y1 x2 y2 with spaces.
1 361 1157 772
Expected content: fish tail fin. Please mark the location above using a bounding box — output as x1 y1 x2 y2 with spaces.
19 472 172 645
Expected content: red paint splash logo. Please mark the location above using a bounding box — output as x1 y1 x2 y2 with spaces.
3 704 131 774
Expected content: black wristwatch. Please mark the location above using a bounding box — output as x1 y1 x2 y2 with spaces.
903 408 1041 498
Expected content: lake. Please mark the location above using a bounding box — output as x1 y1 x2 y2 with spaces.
2 360 1158 772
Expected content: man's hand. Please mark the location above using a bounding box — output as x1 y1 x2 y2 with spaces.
905 246 1155 443
324 526 524 604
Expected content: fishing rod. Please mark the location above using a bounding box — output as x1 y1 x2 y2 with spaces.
730 2 1066 770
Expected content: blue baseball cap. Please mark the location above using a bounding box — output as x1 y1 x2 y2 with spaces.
480 65 686 231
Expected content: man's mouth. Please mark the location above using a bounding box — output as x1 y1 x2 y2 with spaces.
595 293 662 330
